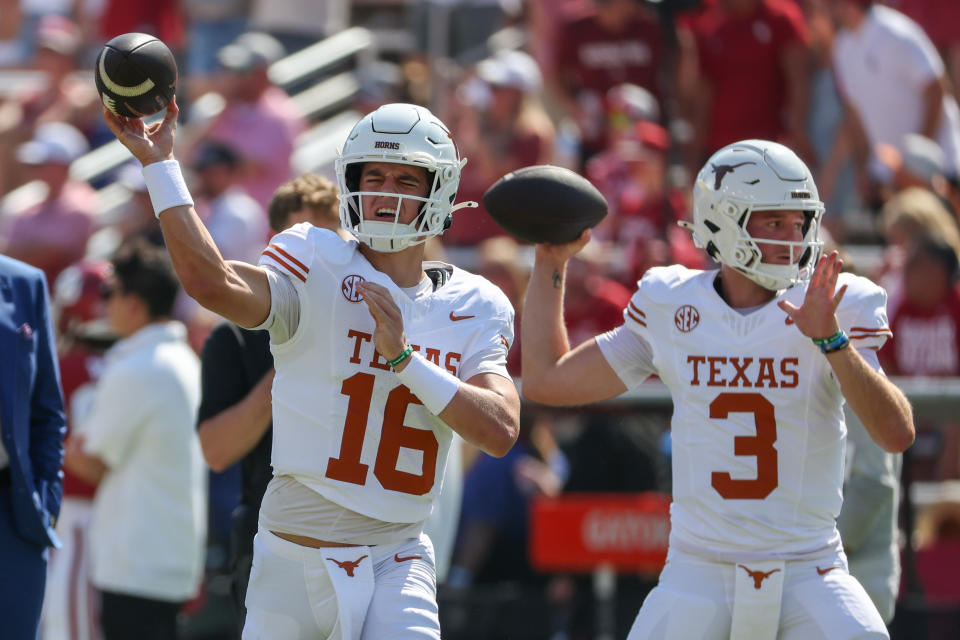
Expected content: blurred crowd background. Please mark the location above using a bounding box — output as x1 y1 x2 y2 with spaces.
1 0 959 638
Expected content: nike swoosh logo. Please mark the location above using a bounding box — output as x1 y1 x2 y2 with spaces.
394 554 422 563
816 566 837 575
449 312 475 322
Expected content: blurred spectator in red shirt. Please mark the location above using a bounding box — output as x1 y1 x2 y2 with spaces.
879 234 960 481
99 0 185 51
552 0 668 165
587 119 705 283
679 0 813 168
524 0 590 81
445 49 555 246
0 122 96 287
563 251 632 348
189 33 307 209
880 235 960 378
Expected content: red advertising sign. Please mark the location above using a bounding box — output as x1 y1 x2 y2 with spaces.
530 492 671 574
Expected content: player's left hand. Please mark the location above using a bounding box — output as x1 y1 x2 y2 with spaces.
357 281 408 364
778 251 848 340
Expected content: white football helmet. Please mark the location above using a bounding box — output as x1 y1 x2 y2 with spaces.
335 103 476 252
681 139 825 291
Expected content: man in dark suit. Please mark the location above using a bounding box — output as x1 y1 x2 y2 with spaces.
0 254 67 638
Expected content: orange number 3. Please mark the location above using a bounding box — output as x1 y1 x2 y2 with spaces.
325 372 439 496
710 392 778 499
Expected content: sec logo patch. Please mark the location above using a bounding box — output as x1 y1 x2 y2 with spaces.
674 305 700 332
341 275 365 302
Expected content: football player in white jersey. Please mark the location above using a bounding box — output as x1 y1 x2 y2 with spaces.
521 139 915 639
102 100 521 639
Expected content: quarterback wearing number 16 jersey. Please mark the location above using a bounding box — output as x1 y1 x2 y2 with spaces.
239 104 520 640
258 222 513 524
102 99 521 639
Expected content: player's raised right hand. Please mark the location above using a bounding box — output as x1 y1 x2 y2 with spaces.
102 95 179 166
534 228 592 267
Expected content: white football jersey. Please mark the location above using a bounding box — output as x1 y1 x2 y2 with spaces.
617 265 891 561
258 223 514 524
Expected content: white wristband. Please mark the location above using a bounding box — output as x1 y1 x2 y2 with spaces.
142 159 194 218
395 352 461 416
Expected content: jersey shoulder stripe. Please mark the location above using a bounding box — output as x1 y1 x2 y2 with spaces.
262 246 307 282
835 272 892 350
257 222 353 284
269 244 309 274
627 301 646 326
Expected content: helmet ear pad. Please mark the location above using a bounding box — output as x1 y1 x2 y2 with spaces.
345 163 364 226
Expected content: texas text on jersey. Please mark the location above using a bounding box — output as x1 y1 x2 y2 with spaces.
618 264 890 562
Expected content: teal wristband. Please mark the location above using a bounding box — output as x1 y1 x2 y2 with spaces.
387 346 414 368
813 329 849 353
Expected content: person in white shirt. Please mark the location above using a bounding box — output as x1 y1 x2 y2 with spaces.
826 0 960 197
101 100 521 639
63 239 206 640
521 139 915 639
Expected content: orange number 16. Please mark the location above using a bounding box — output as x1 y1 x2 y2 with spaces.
326 372 439 496
710 392 778 500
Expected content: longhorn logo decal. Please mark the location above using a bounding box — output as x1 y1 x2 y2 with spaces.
327 555 369 577
739 564 781 589
710 162 757 190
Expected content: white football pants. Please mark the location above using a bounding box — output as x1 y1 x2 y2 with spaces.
627 548 889 640
243 529 440 640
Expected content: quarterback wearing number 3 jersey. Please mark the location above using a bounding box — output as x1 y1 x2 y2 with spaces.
101 100 520 640
522 140 914 640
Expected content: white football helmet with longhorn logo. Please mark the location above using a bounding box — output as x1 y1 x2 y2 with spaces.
335 103 477 253
681 139 825 291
